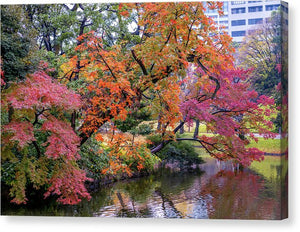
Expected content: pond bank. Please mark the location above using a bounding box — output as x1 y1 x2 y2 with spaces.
1 155 287 219
87 159 204 192
87 149 286 193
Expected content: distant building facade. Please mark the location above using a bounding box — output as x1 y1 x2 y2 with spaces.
205 1 288 43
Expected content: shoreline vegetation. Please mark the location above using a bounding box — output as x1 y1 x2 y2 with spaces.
86 127 285 188
85 121 285 188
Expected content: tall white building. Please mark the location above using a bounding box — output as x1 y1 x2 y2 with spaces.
205 1 288 43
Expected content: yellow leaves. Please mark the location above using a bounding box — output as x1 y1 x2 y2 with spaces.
27 157 49 189
1 145 18 162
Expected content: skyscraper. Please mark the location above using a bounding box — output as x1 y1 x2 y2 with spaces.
205 1 288 43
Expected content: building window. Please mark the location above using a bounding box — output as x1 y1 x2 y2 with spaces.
248 18 263 25
265 4 280 11
231 7 246 14
248 6 263 12
206 8 218 14
231 19 246 26
231 1 246 5
232 30 246 37
248 1 262 3
220 15 228 19
219 20 229 25
209 15 218 19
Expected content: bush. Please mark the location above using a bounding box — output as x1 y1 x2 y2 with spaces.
114 108 151 132
122 145 160 174
79 138 160 180
78 139 110 180
157 141 203 166
128 123 153 136
146 134 162 148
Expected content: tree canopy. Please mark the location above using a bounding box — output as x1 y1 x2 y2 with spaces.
1 2 278 205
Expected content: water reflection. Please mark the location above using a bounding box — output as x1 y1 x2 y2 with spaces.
1 157 287 219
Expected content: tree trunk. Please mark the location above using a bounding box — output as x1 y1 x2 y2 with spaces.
193 119 200 139
179 120 184 134
157 114 161 131
8 104 14 122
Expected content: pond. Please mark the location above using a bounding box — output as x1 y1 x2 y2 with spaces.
1 156 288 219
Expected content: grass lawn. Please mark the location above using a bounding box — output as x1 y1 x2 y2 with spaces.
247 137 284 154
148 121 208 134
194 147 211 158
250 156 288 181
179 132 283 154
179 132 282 152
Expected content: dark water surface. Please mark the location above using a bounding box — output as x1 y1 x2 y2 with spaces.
1 156 288 219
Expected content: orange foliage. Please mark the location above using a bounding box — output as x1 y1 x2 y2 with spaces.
60 2 235 173
100 130 150 176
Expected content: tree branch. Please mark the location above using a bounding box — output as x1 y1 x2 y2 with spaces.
150 27 173 73
150 119 186 153
32 141 41 157
95 44 118 80
131 49 148 75
142 93 153 100
196 58 220 99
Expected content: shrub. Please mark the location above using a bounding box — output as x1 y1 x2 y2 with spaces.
146 134 162 148
122 145 160 174
137 124 153 135
157 141 203 166
78 139 110 180
114 108 151 132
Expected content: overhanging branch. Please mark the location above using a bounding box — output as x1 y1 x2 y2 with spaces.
131 49 148 75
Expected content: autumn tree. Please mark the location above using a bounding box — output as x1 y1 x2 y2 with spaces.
179 66 276 166
63 2 275 167
1 68 91 205
23 3 140 78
